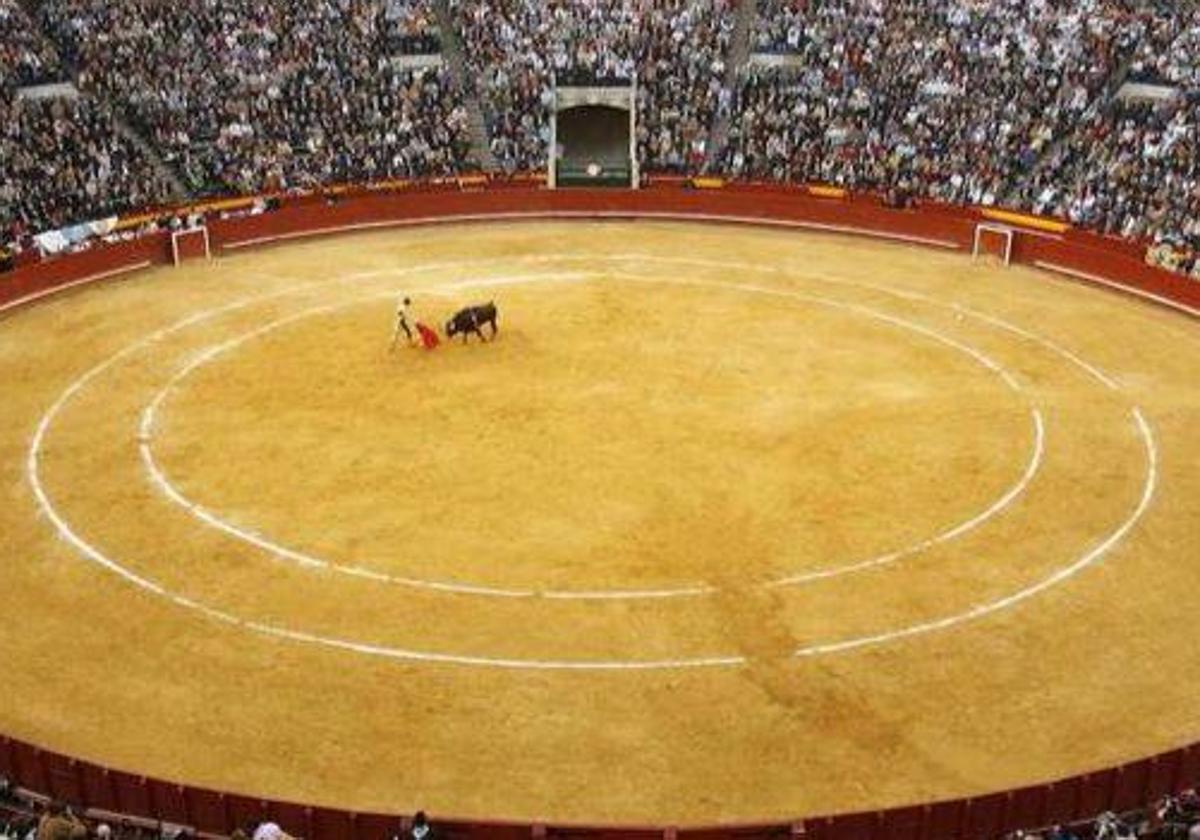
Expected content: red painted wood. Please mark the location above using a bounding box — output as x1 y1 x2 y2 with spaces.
922 799 966 840
1044 778 1084 826
963 793 1008 840
225 794 268 831
11 743 48 794
0 738 17 783
1146 755 1178 803
1078 770 1118 819
877 805 924 840
147 780 192 826
111 773 152 816
347 812 393 840
1005 786 1048 833
1112 761 1154 812
79 765 118 812
1175 745 1200 792
183 788 230 834
42 753 83 804
309 807 354 840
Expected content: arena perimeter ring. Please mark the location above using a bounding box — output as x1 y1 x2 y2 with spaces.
3 220 1200 827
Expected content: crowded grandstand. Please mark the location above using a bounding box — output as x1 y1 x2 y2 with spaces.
1 0 1196 275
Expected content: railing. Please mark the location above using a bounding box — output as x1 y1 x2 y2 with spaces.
2 178 1199 839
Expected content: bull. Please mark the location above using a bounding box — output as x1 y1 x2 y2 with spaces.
445 302 498 343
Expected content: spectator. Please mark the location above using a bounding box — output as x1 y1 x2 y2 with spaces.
0 0 1195 282
36 804 85 840
250 822 296 840
409 812 432 840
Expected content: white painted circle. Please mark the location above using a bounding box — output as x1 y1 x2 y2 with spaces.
139 270 1043 600
25 253 1158 669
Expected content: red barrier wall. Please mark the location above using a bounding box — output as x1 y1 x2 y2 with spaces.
1013 231 1200 315
202 185 974 255
4 181 1196 321
1 182 1198 839
0 233 172 314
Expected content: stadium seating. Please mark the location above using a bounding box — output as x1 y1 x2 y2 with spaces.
0 93 174 248
451 0 733 172
39 0 473 197
1 0 1196 273
0 0 62 88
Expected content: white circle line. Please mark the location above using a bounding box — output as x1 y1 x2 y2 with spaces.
139 270 1042 600
770 408 1044 587
24 253 1159 669
141 272 601 601
34 404 1159 670
795 407 1157 657
602 254 1123 391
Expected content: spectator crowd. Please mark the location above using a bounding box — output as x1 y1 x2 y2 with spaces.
0 0 1198 276
1005 790 1200 839
452 0 733 172
725 0 1147 201
0 93 174 252
726 0 1198 276
1016 6 1200 277
2 0 172 257
2 0 172 259
39 0 473 197
0 0 61 88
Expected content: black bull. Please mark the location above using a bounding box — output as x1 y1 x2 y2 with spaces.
445 302 499 343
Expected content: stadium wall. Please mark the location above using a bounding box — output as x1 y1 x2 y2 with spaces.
1 181 1198 839
3 181 1198 317
3 734 1200 840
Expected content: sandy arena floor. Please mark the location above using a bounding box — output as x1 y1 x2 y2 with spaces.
1 221 1200 826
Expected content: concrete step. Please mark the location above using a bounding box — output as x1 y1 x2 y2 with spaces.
433 0 498 172
112 114 190 202
706 0 757 171
19 0 191 200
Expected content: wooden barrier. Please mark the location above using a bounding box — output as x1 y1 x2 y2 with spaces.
203 186 971 254
0 233 171 315
1 181 1199 839
4 181 1196 323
